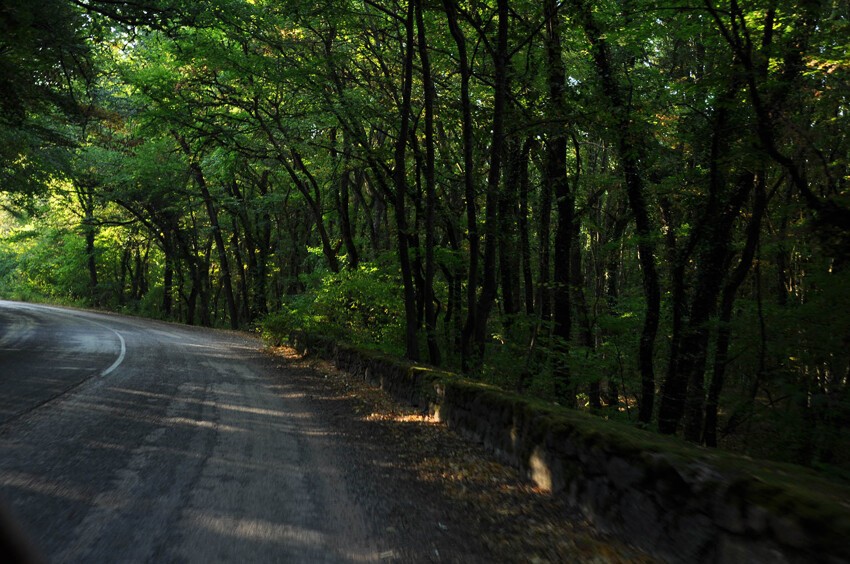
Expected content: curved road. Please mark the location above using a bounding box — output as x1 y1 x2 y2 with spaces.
0 301 388 562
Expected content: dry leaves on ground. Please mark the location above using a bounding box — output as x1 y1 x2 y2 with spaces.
269 345 656 563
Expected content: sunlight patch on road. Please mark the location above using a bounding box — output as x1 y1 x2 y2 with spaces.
164 417 245 433
185 510 327 545
0 470 93 503
109 387 301 418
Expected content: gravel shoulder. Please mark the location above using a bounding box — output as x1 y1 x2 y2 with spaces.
266 345 657 563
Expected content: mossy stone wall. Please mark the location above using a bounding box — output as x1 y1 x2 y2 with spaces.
288 332 850 563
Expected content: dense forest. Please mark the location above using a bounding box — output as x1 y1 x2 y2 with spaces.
1 0 848 472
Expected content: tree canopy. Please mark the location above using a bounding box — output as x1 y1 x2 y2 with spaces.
1 0 849 473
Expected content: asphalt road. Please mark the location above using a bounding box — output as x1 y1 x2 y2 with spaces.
0 301 391 562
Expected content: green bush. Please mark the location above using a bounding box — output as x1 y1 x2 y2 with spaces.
263 263 406 354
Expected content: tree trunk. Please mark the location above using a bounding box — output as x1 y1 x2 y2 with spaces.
288 149 341 274
393 0 419 361
76 188 99 302
573 0 660 423
174 133 239 329
518 139 536 316
192 164 238 328
443 0 478 371
230 219 251 321
545 0 574 405
334 132 360 270
704 175 767 446
568 136 599 408
471 0 509 368
498 138 520 325
659 76 753 438
416 0 441 365
162 236 174 317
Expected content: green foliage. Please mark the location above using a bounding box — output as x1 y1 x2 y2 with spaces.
0 222 89 303
263 262 406 354
731 266 850 468
1 0 849 478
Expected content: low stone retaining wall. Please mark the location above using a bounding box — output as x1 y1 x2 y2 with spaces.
288 332 850 563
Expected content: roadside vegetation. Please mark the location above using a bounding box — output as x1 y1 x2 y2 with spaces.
1 0 849 478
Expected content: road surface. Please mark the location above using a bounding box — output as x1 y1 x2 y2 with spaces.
0 301 415 562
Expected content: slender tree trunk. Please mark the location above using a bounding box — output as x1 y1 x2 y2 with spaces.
499 138 521 326
195 166 237 328
471 0 509 368
602 197 628 408
197 235 214 327
443 0 478 371
178 237 201 326
660 76 752 437
230 219 251 321
573 0 660 422
119 244 129 306
174 133 239 329
658 197 686 433
162 237 174 317
545 0 574 404
84 218 98 298
255 170 272 316
443 224 464 351
538 154 553 324
416 0 441 365
567 136 599 408
289 149 341 274
393 0 419 361
518 139 535 316
77 188 99 302
704 175 767 446
333 131 360 269
675 173 754 440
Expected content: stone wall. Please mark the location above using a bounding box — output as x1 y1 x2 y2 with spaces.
288 332 850 563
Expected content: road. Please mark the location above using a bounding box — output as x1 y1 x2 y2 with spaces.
0 301 403 562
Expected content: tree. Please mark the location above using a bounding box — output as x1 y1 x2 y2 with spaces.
2 0 849 472
569 0 661 423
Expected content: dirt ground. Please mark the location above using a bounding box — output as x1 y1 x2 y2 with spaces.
266 345 657 563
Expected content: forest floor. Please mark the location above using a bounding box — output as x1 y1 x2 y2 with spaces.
266 344 657 563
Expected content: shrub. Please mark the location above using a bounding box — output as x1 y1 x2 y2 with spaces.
262 262 406 354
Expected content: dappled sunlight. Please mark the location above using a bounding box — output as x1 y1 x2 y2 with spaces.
0 470 93 504
194 388 244 398
76 441 211 467
82 441 132 454
185 510 326 545
108 387 302 419
181 509 384 563
180 348 260 363
43 399 167 426
263 346 657 561
182 342 255 352
61 383 339 442
163 417 245 433
57 394 308 437
364 411 439 425
214 402 289 418
2 308 403 561
262 384 310 398
200 455 301 474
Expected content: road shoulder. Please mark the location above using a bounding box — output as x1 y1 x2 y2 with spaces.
265 345 656 563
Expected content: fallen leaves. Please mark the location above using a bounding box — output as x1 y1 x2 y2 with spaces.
268 345 656 563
